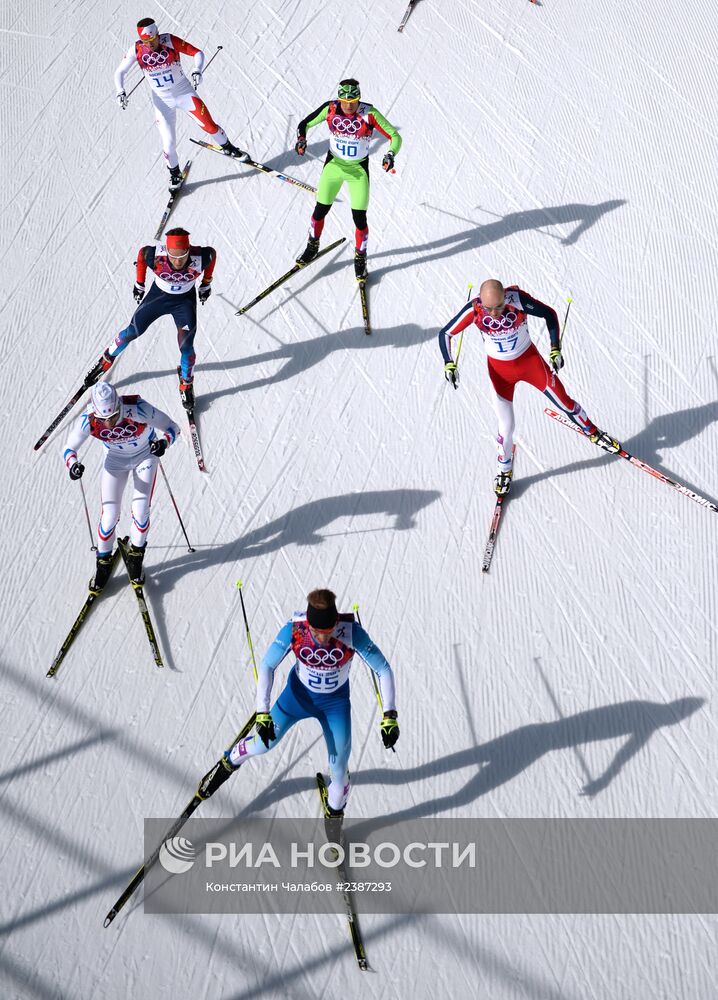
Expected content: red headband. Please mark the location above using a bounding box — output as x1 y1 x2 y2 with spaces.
166 233 190 251
137 22 159 39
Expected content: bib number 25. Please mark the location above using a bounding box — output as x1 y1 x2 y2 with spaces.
307 671 339 691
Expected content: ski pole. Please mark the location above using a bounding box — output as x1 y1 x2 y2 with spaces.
127 44 223 99
352 603 396 753
158 462 195 552
560 296 573 348
79 479 97 551
452 283 473 389
236 581 259 682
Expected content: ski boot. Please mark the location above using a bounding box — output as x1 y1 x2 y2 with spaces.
198 755 237 799
168 164 183 191
353 249 368 284
85 349 114 386
89 553 114 596
494 468 513 497
220 140 250 162
177 367 195 411
317 774 345 845
589 428 621 454
124 542 146 588
296 236 320 266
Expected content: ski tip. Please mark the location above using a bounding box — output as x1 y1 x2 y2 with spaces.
236 580 243 590
103 911 116 929
351 602 359 612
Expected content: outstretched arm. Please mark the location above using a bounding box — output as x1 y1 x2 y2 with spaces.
517 288 560 350
369 108 402 155
256 621 293 712
353 623 396 711
296 102 331 139
438 298 477 363
114 46 135 94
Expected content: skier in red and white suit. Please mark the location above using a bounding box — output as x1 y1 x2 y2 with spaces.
114 18 248 189
439 278 620 496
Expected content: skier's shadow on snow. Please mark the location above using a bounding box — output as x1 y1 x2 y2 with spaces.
241 696 703 826
308 199 627 286
115 322 436 401
509 400 718 503
149 488 441 594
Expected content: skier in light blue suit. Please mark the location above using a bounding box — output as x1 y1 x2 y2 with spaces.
224 588 399 817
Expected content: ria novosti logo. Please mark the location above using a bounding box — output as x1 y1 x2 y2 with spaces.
159 837 196 874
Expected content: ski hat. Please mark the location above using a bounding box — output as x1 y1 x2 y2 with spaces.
337 79 361 101
91 381 119 419
137 20 159 40
166 231 190 252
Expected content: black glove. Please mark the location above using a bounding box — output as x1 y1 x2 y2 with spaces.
380 710 400 749
295 135 307 155
256 712 276 748
69 462 84 481
149 438 167 457
382 151 395 172
117 91 128 111
133 283 145 304
198 282 212 305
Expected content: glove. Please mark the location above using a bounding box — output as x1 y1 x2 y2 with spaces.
133 282 145 304
69 462 85 481
117 91 128 111
549 347 564 372
256 712 276 748
382 151 395 172
198 282 212 305
295 135 307 156
149 438 167 457
191 70 202 89
380 710 400 749
444 361 458 387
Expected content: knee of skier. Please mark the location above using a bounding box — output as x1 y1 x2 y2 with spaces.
313 202 332 221
351 209 367 230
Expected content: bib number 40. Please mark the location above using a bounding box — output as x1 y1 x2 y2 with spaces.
334 141 358 158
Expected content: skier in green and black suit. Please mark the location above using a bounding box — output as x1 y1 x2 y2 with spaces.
294 78 402 283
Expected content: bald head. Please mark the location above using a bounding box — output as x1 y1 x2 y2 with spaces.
480 279 505 311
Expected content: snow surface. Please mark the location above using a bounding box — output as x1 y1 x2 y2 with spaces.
2 0 718 997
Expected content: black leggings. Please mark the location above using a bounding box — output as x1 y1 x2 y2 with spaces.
312 201 367 230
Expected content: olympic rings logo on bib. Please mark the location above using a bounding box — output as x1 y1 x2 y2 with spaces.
142 50 170 67
331 116 362 134
159 270 195 282
299 646 344 667
97 422 141 441
481 310 518 331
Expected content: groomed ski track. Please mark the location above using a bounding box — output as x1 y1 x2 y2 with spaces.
2 1 717 998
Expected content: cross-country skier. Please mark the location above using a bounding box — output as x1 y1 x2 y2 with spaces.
204 589 399 821
86 228 214 410
294 79 402 283
439 279 621 496
115 18 249 189
62 381 180 590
